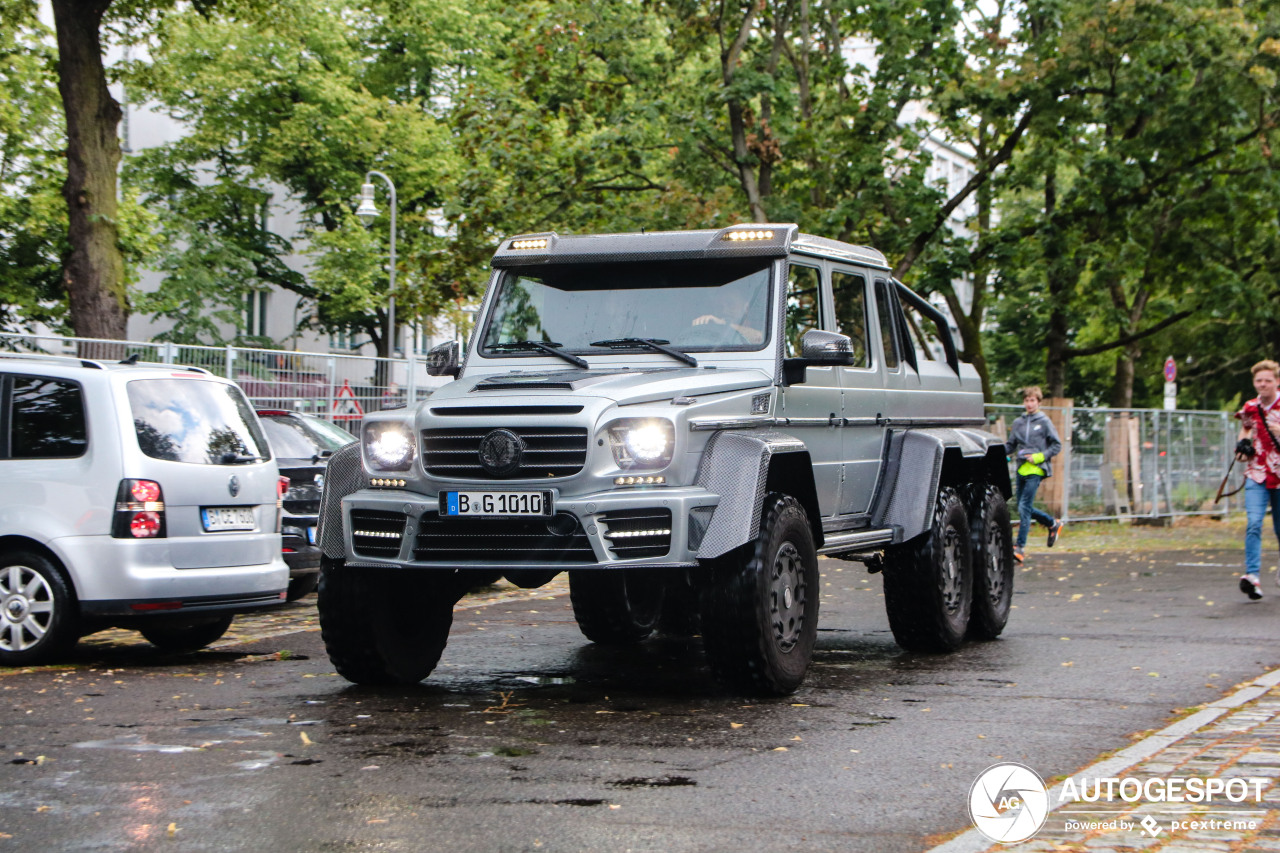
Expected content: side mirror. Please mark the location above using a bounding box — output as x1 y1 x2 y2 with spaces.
426 341 461 377
800 329 855 365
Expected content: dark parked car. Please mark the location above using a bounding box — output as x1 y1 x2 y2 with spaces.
255 410 356 600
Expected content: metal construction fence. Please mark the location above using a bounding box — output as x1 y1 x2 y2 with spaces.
986 404 1242 523
0 332 447 432
0 333 1244 521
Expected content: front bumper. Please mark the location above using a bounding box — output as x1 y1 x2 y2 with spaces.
340 486 720 570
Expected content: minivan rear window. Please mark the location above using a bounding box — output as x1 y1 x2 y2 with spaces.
127 379 271 465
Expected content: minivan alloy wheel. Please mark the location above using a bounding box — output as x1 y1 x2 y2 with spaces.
1 564 55 652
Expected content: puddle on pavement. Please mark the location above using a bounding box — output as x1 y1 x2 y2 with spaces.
73 735 201 753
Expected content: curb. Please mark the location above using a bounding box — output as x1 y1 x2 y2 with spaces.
927 667 1280 853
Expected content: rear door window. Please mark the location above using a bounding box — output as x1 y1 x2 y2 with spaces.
128 379 270 465
9 375 88 459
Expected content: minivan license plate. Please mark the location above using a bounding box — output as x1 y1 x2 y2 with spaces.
441 491 550 517
202 507 256 532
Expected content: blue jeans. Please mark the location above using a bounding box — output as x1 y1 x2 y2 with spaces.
1244 479 1280 576
1015 472 1056 548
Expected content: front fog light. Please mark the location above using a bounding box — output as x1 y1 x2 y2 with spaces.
606 418 674 469
363 422 416 472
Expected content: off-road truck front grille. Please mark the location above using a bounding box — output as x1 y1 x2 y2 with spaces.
421 427 589 479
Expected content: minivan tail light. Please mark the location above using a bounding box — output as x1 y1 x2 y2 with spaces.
112 479 167 539
278 476 290 503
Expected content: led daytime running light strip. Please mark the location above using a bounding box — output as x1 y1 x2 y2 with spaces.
510 238 549 250
605 528 672 539
370 478 407 487
614 476 665 486
353 530 402 539
724 229 774 241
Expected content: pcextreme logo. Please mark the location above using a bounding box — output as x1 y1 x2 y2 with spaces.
968 762 1050 844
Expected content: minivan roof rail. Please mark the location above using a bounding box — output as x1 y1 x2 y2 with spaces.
0 351 106 369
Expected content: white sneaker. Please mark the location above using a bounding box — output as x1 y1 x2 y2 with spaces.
1240 574 1263 600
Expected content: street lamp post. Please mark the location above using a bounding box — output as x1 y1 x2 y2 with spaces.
356 170 397 356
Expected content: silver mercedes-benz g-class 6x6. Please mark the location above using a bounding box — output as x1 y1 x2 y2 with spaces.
315 225 1013 695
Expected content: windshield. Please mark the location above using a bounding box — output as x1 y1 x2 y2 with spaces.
128 379 271 465
480 260 773 356
260 414 356 459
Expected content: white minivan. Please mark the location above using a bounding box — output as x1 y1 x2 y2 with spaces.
0 354 289 665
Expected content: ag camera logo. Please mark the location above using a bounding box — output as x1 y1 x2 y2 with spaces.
969 762 1050 844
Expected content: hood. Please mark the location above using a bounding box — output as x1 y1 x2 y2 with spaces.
429 367 772 407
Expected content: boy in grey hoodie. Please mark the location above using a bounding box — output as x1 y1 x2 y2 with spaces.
1005 386 1065 562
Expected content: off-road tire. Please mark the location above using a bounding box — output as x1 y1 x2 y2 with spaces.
657 570 702 637
0 550 79 666
568 569 663 645
286 572 320 602
699 493 818 695
966 484 1014 640
317 557 455 685
139 615 234 653
882 487 973 652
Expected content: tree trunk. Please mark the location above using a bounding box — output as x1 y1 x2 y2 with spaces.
1042 169 1071 397
52 0 128 341
1109 346 1138 409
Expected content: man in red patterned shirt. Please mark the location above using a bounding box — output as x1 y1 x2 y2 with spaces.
1237 359 1280 600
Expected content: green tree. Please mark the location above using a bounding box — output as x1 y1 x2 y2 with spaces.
124 0 472 354
0 3 67 334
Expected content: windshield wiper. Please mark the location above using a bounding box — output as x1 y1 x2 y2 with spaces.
221 452 264 464
489 340 589 369
590 338 698 367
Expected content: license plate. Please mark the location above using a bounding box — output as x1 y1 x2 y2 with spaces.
202 506 256 532
306 526 317 544
440 491 551 517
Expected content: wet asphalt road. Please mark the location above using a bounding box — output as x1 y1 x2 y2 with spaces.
2 548 1279 853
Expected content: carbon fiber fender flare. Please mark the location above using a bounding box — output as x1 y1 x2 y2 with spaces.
870 427 1008 543
318 442 367 560
693 430 821 560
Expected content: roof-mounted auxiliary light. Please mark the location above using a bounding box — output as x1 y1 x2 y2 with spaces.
510 238 549 250
723 229 775 242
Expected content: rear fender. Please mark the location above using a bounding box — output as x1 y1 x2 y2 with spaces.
871 428 1007 542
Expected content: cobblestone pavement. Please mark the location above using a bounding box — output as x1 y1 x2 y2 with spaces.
933 670 1280 853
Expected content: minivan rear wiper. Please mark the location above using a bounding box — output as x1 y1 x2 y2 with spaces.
221 452 265 464
489 340 589 369
590 338 698 367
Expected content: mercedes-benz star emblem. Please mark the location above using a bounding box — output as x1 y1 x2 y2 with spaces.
228 475 241 497
478 429 525 477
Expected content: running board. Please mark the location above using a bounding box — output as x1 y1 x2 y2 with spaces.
817 528 895 556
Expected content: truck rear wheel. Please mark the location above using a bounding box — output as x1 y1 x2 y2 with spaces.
882 487 972 652
318 557 454 685
700 493 818 695
967 484 1014 640
568 569 663 644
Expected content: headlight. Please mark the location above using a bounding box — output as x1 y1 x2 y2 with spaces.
606 418 674 470
363 421 416 472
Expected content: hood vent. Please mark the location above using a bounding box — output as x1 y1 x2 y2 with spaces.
431 405 583 416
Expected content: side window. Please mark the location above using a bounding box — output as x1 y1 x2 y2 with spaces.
785 264 822 358
874 279 900 370
831 270 871 368
10 375 88 459
900 301 945 362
